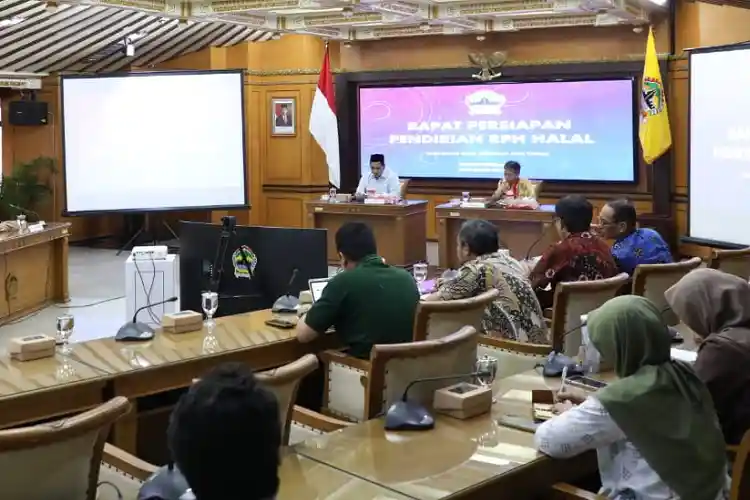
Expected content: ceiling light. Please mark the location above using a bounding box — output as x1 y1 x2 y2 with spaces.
343 41 352 48
342 7 354 18
178 17 192 26
0 16 24 27
46 1 59 12
646 0 667 6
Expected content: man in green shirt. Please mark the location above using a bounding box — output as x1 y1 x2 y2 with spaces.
296 222 419 359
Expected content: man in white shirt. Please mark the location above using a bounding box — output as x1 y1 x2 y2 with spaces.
355 154 400 197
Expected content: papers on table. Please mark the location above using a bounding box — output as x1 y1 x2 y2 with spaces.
671 348 697 363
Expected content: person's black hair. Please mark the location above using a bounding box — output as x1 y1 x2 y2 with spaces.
606 198 637 229
280 104 288 109
168 363 280 500
555 195 593 233
335 222 377 262
458 219 500 256
370 153 385 164
504 161 521 174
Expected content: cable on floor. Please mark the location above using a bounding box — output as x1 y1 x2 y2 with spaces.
55 295 125 308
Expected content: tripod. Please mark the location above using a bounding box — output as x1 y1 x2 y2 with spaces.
117 213 179 256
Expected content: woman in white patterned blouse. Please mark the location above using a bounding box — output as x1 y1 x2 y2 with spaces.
535 296 730 500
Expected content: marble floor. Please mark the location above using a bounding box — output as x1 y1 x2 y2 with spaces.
0 242 440 344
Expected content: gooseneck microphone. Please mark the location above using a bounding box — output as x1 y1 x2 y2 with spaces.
115 296 178 342
272 268 301 313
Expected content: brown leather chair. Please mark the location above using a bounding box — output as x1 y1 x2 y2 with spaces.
319 326 479 422
0 396 131 500
413 289 500 341
710 247 750 281
631 257 702 326
549 273 630 356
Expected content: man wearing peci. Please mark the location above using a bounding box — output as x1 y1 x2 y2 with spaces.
355 154 401 197
275 104 292 127
486 161 536 205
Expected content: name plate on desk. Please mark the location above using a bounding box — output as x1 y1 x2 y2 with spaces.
364 198 386 205
459 202 486 209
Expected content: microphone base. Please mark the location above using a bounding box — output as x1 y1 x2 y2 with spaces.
384 401 435 431
115 322 155 342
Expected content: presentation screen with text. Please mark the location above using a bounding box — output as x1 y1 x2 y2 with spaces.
689 46 750 246
358 79 636 181
61 71 247 214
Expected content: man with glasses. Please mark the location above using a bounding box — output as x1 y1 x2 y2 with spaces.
598 198 672 276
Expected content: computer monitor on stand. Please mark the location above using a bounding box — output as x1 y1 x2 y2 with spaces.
179 219 329 318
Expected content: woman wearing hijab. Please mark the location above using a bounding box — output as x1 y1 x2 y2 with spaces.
665 268 750 445
535 296 729 500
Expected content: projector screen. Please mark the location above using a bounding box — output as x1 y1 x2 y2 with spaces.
61 71 247 214
689 46 750 246
358 79 637 182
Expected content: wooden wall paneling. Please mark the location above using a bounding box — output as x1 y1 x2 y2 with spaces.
263 88 305 184
264 193 307 228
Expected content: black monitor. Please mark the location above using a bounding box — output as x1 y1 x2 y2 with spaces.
179 221 328 318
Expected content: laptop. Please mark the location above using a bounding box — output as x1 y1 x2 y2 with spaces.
308 278 331 303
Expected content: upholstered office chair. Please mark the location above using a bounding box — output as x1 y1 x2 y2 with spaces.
399 179 411 199
548 273 630 357
320 326 479 422
0 396 131 500
529 179 543 199
631 257 702 326
709 247 750 280
412 289 499 341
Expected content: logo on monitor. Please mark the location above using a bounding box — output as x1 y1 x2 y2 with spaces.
232 245 257 279
641 77 665 120
465 90 506 116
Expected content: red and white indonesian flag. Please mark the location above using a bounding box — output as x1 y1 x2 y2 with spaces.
309 46 340 188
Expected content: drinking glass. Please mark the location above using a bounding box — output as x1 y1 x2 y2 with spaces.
475 355 499 401
413 262 428 283
203 321 219 354
328 187 337 203
201 291 219 326
56 314 75 355
16 214 27 232
461 191 471 203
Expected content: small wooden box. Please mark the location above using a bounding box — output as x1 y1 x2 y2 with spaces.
8 334 56 361
433 382 492 420
161 310 203 334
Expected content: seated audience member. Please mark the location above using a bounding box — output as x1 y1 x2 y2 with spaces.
139 363 281 500
599 198 672 275
535 296 729 500
665 268 750 445
529 195 618 308
296 222 419 358
422 220 547 344
486 160 536 205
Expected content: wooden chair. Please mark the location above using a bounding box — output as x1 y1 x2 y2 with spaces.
709 247 750 280
529 179 543 199
399 178 411 198
413 288 500 341
194 356 353 446
549 273 630 356
479 336 551 380
632 257 702 325
0 396 131 500
319 326 479 422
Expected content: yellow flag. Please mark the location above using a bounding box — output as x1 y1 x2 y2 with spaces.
639 27 671 164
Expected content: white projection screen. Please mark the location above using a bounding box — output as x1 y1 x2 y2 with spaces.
689 45 750 246
61 70 247 214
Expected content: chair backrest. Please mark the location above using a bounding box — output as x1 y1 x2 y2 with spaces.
257 354 319 445
479 335 550 380
550 273 630 356
399 179 411 198
413 289 500 341
0 396 130 500
366 326 479 418
731 428 750 500
710 248 750 281
632 257 702 325
529 179 543 199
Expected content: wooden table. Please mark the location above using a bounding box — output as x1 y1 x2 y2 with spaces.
436 204 557 268
0 222 70 324
294 368 597 499
306 200 428 268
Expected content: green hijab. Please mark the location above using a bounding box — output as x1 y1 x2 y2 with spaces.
588 296 726 500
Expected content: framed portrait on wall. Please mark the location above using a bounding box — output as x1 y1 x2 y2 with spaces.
271 97 295 136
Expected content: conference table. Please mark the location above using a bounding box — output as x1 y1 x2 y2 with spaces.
306 199 428 268
436 203 557 268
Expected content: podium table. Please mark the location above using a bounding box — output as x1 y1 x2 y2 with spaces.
436 203 557 269
306 200 428 268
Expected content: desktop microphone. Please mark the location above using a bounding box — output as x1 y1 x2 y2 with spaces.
525 220 554 261
272 268 300 313
384 370 490 431
115 296 178 342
